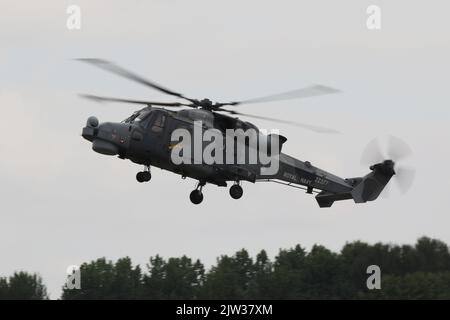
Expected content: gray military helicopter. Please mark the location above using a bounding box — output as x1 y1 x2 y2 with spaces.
79 59 414 207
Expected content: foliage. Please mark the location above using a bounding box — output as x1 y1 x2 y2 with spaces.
2 237 450 299
0 272 48 300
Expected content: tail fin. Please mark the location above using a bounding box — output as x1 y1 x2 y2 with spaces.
315 160 395 208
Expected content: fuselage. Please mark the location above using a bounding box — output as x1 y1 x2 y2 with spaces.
82 106 354 193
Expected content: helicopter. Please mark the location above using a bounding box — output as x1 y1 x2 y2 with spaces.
79 59 414 207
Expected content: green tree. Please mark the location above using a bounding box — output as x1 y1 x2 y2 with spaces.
301 245 341 299
413 237 450 272
363 272 450 299
0 278 8 299
54 237 450 300
201 249 255 299
270 244 307 299
247 250 274 299
110 257 142 299
62 257 142 300
142 255 205 299
0 272 47 300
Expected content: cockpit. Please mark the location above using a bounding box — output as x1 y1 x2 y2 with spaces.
122 108 168 134
122 108 151 124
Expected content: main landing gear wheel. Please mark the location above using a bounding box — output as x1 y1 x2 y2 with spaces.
190 190 204 205
190 181 205 205
229 184 243 200
136 171 151 183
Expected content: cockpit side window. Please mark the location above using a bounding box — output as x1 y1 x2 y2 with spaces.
135 111 151 124
122 109 151 124
151 112 166 133
123 111 140 124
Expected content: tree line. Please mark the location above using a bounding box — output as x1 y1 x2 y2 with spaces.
2 237 450 299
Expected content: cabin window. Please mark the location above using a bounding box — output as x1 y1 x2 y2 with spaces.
151 113 166 133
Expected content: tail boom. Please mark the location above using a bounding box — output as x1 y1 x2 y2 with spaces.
315 160 395 207
257 153 395 208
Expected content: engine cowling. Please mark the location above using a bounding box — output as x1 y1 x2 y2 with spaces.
266 134 287 155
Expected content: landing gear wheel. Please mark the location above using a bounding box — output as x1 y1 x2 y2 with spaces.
136 171 151 183
229 184 243 199
136 172 145 183
190 190 204 205
142 171 151 182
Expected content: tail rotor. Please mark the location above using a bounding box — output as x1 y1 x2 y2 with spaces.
360 135 415 195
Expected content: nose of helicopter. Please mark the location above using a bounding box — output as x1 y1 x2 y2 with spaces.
82 116 130 156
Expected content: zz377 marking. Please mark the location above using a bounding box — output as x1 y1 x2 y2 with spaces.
315 176 329 186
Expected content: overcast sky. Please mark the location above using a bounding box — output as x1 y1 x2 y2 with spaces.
1 0 449 298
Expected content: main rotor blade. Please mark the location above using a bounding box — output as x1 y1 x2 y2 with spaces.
79 93 189 107
77 58 196 103
79 94 193 107
219 85 340 107
220 109 339 134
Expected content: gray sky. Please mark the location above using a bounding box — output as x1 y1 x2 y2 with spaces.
1 0 449 298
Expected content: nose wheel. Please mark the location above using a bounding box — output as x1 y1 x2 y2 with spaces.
229 182 243 199
136 166 151 183
190 181 205 204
